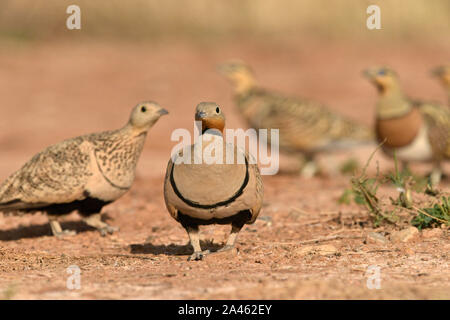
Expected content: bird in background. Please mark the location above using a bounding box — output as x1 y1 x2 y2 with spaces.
0 102 168 237
364 66 450 185
218 60 374 177
432 65 450 104
164 102 263 261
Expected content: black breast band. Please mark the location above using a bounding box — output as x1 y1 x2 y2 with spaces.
170 157 249 209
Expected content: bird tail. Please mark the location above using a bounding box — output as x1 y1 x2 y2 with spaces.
0 200 47 216
0 199 47 211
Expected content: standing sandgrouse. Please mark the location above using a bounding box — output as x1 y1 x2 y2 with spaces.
364 67 450 185
0 102 168 237
164 102 263 261
218 60 374 177
432 65 450 104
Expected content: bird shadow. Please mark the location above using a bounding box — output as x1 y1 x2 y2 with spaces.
129 240 224 256
0 221 95 241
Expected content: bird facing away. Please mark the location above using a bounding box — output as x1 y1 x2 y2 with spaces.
164 102 263 261
218 60 374 177
364 67 450 185
0 102 168 237
432 65 450 104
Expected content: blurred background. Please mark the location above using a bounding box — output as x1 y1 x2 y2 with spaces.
1 0 449 42
0 0 449 179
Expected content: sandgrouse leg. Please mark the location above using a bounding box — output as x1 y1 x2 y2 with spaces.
300 154 319 178
216 220 245 253
185 225 210 261
430 162 443 186
83 213 119 236
49 217 77 238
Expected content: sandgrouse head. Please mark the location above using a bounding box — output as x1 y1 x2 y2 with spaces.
195 102 225 134
363 67 399 93
217 60 255 93
432 65 450 87
129 101 168 130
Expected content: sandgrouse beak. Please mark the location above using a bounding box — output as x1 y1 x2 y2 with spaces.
158 108 169 116
217 63 237 76
216 63 228 75
431 67 444 77
195 111 207 120
362 69 375 79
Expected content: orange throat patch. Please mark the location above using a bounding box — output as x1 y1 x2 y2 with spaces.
201 118 225 133
375 107 423 148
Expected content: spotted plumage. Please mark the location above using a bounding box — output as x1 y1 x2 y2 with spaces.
218 60 374 177
0 101 168 237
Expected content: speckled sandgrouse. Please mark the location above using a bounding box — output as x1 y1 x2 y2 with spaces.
364 66 450 185
0 102 168 237
218 60 374 177
164 102 263 261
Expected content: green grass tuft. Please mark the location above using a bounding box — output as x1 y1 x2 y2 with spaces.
340 144 449 229
412 197 450 230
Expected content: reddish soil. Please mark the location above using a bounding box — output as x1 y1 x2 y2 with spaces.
0 40 449 299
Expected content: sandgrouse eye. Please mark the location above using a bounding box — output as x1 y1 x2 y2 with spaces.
141 106 147 113
216 107 220 113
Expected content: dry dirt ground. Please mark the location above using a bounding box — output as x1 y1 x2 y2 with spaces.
0 40 449 299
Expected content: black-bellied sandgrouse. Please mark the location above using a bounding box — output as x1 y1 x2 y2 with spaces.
164 102 263 261
364 66 450 185
0 102 168 237
432 65 450 104
218 60 374 177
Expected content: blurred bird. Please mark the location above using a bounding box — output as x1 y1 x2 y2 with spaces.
218 60 374 177
431 65 450 104
164 102 263 261
364 67 450 185
0 102 168 237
